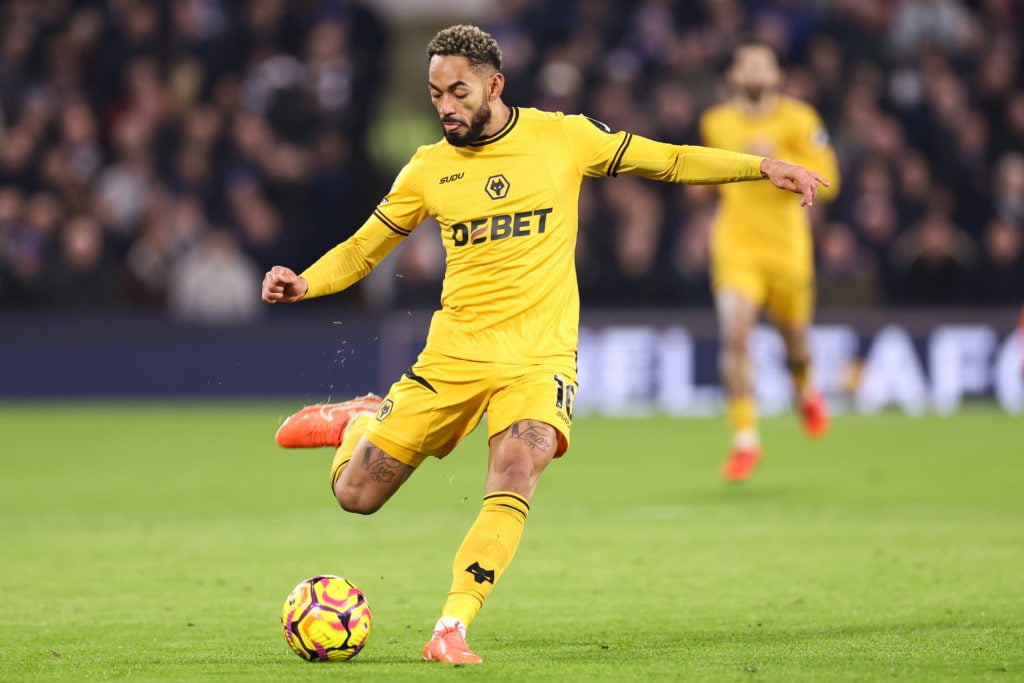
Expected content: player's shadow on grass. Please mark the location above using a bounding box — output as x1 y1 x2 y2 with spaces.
688 483 811 504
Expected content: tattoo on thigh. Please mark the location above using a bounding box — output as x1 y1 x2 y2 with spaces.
510 421 554 452
359 446 405 483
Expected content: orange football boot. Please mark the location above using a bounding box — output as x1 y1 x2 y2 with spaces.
721 445 762 482
422 625 483 664
275 394 382 448
799 391 830 440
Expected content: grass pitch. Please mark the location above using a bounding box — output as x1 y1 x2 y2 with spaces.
0 402 1022 681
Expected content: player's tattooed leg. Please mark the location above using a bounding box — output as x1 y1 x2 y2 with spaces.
509 420 555 452
359 445 408 484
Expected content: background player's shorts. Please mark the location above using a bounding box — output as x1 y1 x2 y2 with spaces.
712 252 815 328
363 349 578 468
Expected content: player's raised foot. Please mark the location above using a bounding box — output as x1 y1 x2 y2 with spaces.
799 391 830 440
422 626 483 664
275 394 382 448
721 445 762 482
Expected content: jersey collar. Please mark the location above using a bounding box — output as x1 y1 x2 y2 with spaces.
469 107 519 147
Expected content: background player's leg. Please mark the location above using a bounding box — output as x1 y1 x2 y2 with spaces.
425 419 559 663
777 322 813 397
776 322 830 439
769 268 829 441
716 289 761 480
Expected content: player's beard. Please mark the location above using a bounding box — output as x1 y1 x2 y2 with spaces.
442 101 491 147
742 84 766 104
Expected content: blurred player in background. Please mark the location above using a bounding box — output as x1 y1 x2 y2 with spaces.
700 44 841 482
263 26 828 664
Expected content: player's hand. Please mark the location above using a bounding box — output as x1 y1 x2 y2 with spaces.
262 266 308 304
759 158 830 207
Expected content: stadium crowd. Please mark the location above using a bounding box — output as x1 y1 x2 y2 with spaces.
0 0 1022 321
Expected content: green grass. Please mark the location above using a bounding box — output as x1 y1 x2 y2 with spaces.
1 402 1022 681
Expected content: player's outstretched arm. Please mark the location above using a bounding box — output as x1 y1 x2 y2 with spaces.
759 158 830 207
262 265 308 304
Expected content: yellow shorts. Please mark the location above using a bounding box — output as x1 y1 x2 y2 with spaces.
361 349 577 468
712 254 815 328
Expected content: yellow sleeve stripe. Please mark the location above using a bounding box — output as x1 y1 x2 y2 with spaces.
372 208 412 236
607 132 633 177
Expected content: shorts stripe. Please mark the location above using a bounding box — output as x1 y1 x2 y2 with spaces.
403 367 437 393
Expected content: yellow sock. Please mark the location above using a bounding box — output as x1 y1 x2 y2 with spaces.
440 492 530 628
726 395 757 433
329 414 373 489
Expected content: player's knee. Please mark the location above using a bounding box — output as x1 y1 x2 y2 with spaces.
334 485 383 515
489 427 556 496
492 456 534 490
719 320 750 351
336 495 382 516
722 331 748 356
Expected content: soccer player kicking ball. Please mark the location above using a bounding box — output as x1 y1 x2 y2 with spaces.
699 44 841 482
262 25 829 664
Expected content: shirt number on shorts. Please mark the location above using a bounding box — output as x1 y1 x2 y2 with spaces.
554 374 575 420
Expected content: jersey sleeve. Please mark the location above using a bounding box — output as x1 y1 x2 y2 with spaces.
561 114 638 178
618 135 765 184
372 151 431 236
300 155 429 299
562 113 764 183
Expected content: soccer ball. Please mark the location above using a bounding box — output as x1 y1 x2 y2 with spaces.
281 575 372 662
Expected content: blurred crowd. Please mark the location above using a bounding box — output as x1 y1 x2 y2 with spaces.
0 0 1022 322
0 0 389 320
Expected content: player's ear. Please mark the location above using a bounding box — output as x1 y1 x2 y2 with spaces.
488 71 505 101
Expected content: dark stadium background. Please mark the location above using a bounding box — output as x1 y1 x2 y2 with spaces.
0 0 1020 414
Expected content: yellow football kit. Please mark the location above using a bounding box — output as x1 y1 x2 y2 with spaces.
700 96 839 325
303 106 768 466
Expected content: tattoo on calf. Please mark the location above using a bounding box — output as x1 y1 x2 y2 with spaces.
360 446 404 483
510 421 554 452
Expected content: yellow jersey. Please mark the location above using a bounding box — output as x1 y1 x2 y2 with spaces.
301 106 768 363
700 95 839 263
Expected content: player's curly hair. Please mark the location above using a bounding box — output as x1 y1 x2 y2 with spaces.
427 24 502 72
